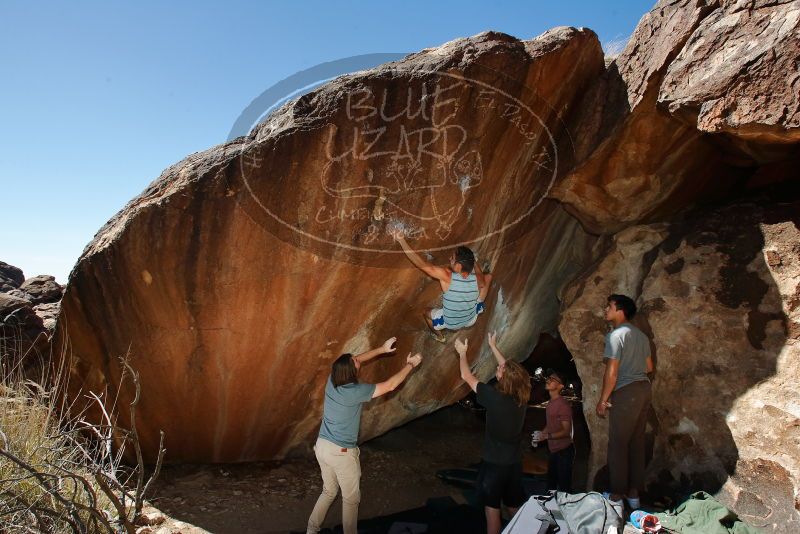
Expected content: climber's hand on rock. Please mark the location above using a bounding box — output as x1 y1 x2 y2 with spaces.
382 337 397 353
596 400 609 418
454 338 468 357
388 226 405 242
407 353 422 367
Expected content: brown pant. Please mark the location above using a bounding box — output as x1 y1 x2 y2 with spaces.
608 380 651 496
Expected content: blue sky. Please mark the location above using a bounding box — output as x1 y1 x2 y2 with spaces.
1 1 653 283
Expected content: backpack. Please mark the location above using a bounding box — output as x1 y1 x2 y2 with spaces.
556 491 624 534
503 491 624 534
502 492 569 533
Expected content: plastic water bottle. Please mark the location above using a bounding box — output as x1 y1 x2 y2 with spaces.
630 510 661 532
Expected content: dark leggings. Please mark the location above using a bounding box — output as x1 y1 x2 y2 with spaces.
608 380 652 495
547 444 575 492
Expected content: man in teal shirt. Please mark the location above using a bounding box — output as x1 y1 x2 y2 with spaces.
596 294 654 513
307 336 422 534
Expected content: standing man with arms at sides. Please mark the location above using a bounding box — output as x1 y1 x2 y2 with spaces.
456 333 531 534
307 337 423 534
394 232 492 342
596 294 654 513
532 369 574 492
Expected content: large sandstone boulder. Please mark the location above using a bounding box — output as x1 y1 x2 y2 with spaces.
559 199 800 531
551 0 727 233
552 3 800 526
57 29 605 462
659 0 800 151
551 0 799 233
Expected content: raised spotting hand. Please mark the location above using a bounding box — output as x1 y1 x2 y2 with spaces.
382 336 397 354
454 338 468 358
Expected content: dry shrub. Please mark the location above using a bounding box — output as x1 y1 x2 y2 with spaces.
0 325 164 533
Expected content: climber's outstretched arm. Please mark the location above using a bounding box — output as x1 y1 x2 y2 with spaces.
394 234 450 284
353 337 397 365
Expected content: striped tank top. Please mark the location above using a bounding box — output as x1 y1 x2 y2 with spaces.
442 271 480 329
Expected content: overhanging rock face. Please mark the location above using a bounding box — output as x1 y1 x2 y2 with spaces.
58 28 604 462
551 0 800 234
659 0 800 147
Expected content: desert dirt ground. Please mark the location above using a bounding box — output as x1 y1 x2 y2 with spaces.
145 403 555 533
142 391 601 534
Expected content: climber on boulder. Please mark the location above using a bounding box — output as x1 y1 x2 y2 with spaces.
393 231 492 342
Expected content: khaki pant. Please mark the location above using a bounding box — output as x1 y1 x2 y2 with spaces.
307 438 361 534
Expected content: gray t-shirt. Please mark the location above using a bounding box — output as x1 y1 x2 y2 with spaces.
604 322 650 390
318 377 376 448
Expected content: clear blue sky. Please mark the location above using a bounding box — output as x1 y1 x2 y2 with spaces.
1 1 653 283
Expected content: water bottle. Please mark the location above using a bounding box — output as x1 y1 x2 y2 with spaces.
630 510 661 532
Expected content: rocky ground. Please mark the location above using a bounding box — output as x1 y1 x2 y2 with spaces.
134 398 622 534
136 400 606 534
143 404 488 533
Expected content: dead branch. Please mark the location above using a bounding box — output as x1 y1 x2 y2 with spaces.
92 471 135 534
2 347 167 534
119 356 165 519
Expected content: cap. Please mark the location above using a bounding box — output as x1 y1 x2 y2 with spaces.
545 369 565 385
